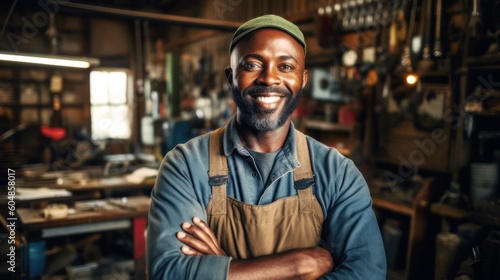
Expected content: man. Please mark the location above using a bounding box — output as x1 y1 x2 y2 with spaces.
147 15 386 279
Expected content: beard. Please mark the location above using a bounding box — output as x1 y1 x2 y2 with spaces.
232 84 302 132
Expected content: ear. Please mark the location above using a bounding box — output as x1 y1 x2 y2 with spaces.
301 69 308 89
224 67 233 86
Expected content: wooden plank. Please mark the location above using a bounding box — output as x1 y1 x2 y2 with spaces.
371 196 414 216
63 177 155 192
430 203 469 219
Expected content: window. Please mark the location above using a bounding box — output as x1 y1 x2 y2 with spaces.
90 70 131 140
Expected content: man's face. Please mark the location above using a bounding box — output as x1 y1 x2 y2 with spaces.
226 28 308 132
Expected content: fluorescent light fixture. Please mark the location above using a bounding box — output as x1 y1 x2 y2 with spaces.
0 52 99 68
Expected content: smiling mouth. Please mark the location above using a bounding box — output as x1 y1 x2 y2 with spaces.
255 96 281 103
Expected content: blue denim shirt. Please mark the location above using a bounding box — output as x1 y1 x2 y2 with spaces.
147 117 386 279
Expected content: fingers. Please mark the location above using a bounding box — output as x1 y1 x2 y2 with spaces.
192 217 225 253
181 245 203 256
181 219 225 255
176 217 227 256
183 221 217 252
177 230 215 255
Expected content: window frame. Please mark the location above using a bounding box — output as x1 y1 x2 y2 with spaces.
89 68 133 141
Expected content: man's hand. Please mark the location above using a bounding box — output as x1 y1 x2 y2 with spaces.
177 217 227 256
177 217 334 280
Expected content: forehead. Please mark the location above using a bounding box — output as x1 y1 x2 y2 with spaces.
230 28 305 64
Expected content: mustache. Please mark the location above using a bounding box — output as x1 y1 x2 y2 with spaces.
242 86 291 96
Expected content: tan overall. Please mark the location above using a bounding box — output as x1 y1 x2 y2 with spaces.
206 127 324 259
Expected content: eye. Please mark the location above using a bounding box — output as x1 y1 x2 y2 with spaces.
279 64 294 71
243 63 260 70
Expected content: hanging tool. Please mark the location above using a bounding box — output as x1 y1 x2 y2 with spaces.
433 0 444 58
412 0 425 60
376 4 394 76
422 0 433 61
400 0 418 70
466 0 485 56
419 0 435 70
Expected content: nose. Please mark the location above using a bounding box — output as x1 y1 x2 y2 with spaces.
256 66 281 86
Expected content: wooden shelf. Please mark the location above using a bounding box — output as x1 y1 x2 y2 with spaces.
0 66 90 131
0 103 84 108
431 202 500 232
372 196 414 216
0 103 52 108
304 119 358 157
415 70 450 78
430 203 469 220
0 78 48 83
305 120 356 132
464 55 500 67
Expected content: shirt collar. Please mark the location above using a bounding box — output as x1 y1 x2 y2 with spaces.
222 116 301 169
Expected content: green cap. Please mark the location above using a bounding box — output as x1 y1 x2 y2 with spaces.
230 14 306 54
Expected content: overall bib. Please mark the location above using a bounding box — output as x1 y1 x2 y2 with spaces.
206 127 324 259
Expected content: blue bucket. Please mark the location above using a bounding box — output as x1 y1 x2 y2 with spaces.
28 241 46 278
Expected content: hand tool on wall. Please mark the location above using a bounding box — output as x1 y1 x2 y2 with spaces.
422 0 433 61
376 7 394 76
342 0 351 31
419 0 436 70
373 0 384 27
357 0 367 29
396 0 408 44
348 0 359 30
390 0 408 54
466 0 485 56
389 4 398 53
365 0 375 27
433 0 444 58
401 0 418 70
412 0 426 60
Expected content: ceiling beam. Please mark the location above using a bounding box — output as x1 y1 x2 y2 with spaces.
57 1 243 32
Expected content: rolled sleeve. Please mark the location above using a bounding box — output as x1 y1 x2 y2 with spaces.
147 148 232 280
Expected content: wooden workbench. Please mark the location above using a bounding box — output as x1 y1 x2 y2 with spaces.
10 176 156 208
16 196 150 279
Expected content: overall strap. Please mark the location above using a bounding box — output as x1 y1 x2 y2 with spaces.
293 130 314 182
210 185 227 215
209 127 228 215
209 126 228 178
293 130 315 214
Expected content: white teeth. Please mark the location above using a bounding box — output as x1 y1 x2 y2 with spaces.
256 96 280 103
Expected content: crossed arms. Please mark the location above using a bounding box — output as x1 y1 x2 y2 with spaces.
176 217 334 280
